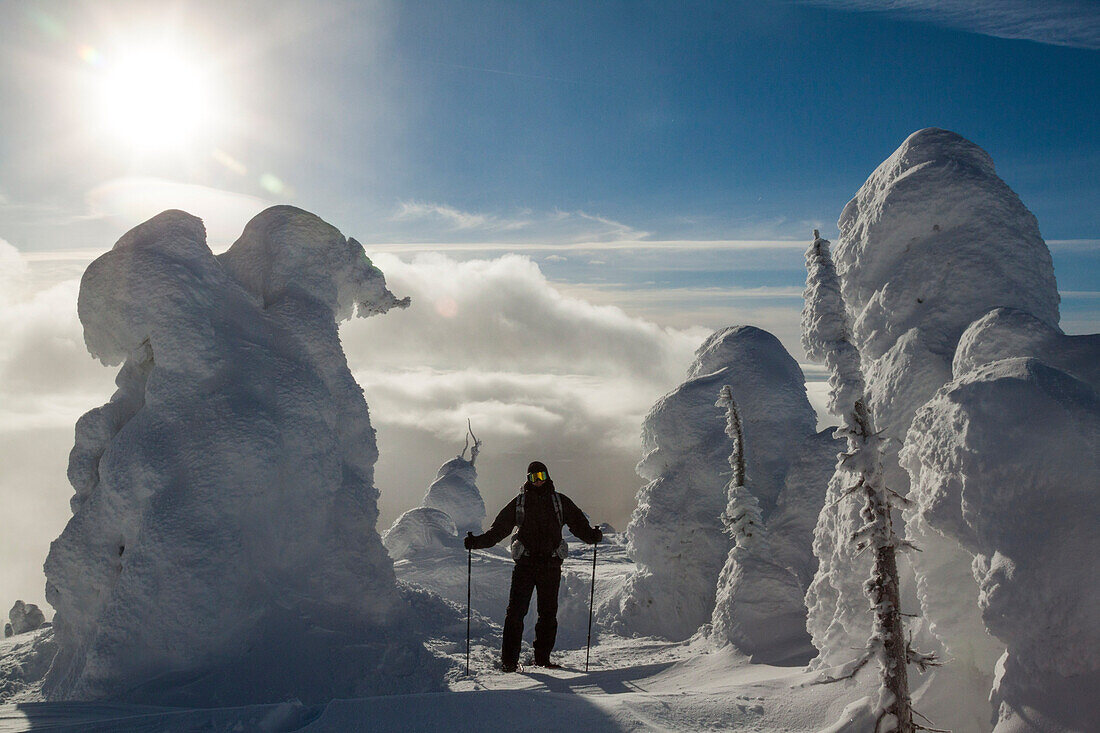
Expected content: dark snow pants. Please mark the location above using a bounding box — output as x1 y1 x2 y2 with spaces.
502 560 561 666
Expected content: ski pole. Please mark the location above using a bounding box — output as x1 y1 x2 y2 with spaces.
586 541 597 672
466 545 472 676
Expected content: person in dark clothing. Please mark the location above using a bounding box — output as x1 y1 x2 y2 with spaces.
464 461 602 671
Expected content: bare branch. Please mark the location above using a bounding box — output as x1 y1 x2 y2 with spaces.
811 652 873 685
912 707 952 733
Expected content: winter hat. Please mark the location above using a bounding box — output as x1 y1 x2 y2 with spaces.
527 461 548 476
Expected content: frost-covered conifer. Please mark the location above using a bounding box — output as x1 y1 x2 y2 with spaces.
802 231 925 732
716 387 761 548
710 388 808 661
612 326 816 642
421 421 486 536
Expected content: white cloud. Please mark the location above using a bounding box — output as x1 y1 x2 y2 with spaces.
0 241 116 613
1048 239 1100 253
344 252 705 380
799 0 1100 49
339 252 710 528
85 177 273 251
392 201 529 232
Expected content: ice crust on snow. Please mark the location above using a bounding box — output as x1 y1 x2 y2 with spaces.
834 127 1059 364
43 206 418 704
902 358 1100 733
953 307 1100 390
613 326 821 643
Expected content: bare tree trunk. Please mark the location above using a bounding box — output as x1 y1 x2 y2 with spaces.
853 403 912 733
874 542 912 731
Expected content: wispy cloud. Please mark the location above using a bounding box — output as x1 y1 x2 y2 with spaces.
362 238 806 254
392 201 530 232
386 201 652 244
797 0 1100 49
1048 239 1100 253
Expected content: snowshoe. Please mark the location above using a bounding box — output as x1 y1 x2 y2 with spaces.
529 656 562 669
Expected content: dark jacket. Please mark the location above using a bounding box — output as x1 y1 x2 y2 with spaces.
467 479 601 561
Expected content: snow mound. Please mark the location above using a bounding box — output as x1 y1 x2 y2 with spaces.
768 429 842 591
902 358 1100 733
612 326 818 641
422 455 486 536
835 127 1059 363
7 602 46 636
43 207 416 705
384 507 459 560
954 307 1100 389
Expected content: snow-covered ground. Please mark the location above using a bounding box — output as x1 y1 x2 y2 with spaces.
0 535 875 732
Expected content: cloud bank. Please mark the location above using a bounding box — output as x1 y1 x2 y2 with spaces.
341 252 709 529
0 240 115 613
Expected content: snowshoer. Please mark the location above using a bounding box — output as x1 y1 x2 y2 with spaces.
464 461 602 672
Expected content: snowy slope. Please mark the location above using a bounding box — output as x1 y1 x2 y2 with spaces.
2 535 876 732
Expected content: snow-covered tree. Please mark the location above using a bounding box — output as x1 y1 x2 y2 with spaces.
43 207 417 704
803 231 929 732
710 388 808 661
611 326 816 642
422 421 486 535
715 387 759 546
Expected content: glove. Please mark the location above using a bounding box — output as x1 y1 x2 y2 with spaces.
592 528 603 544
464 532 476 550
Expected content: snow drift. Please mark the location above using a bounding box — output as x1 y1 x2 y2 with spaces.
42 206 428 705
902 358 1100 733
611 326 820 643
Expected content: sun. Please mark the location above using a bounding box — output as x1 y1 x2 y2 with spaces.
99 48 212 153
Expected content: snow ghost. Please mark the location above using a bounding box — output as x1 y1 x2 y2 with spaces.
8 601 46 636
43 206 412 704
903 358 1100 733
383 426 484 559
420 426 486 536
808 128 1074 731
612 326 819 641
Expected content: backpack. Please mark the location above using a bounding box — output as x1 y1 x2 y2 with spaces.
510 489 569 561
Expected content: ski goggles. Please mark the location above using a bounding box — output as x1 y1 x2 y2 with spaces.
528 470 548 482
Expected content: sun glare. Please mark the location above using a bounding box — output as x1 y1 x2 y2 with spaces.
100 49 211 152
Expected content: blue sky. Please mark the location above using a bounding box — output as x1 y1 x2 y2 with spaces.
1 0 1098 609
2 1 1099 246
